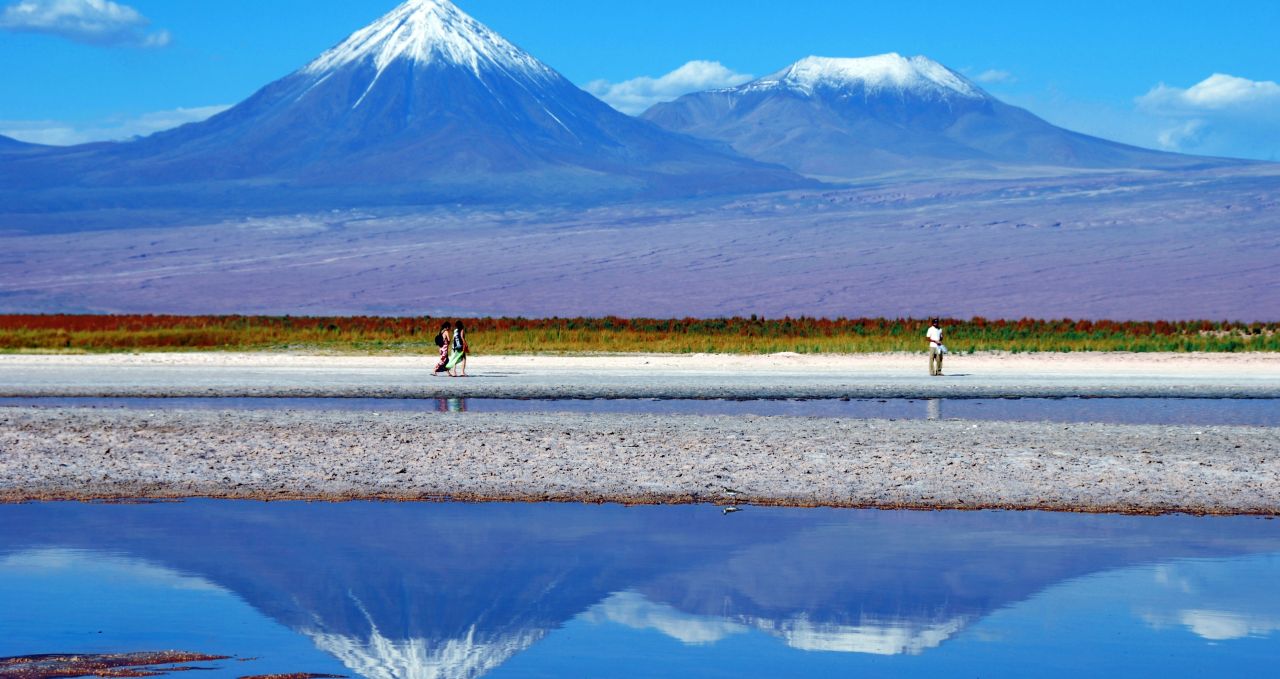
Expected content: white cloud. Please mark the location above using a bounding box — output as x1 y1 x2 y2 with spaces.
0 0 171 47
1139 73 1280 114
0 104 230 145
772 616 967 656
973 69 1014 84
586 60 754 115
1135 73 1280 156
1179 609 1280 641
583 591 748 645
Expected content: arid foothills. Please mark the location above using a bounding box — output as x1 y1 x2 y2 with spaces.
2 0 1277 322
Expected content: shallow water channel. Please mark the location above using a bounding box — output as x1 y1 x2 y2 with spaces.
3 396 1278 426
2 501 1279 677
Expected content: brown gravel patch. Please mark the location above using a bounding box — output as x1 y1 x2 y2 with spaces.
0 652 227 679
238 675 346 679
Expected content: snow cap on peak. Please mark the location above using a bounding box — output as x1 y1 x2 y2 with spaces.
747 53 985 99
303 0 553 78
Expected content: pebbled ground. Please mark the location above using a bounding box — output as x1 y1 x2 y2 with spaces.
3 407 1277 515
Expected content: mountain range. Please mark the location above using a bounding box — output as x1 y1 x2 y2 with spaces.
0 0 1250 218
0 0 809 211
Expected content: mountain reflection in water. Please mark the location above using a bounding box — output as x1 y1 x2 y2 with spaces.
1 502 1278 678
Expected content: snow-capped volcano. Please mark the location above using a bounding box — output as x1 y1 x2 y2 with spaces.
303 0 551 80
742 54 985 100
307 626 547 679
644 53 1212 179
0 0 806 207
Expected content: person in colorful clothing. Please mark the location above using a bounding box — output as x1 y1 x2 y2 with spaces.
432 321 452 375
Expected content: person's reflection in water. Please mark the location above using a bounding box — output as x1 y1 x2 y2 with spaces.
927 399 942 420
435 398 468 413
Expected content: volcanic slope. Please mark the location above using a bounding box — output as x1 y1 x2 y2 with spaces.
0 0 808 210
642 54 1237 179
0 135 45 154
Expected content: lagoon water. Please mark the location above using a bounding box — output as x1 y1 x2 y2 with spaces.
2 502 1279 677
3 396 1278 426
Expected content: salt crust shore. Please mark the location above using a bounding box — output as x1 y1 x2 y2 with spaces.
3 408 1277 514
2 352 1279 399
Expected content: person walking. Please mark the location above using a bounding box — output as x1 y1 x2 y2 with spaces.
432 321 452 375
447 320 469 377
927 318 945 376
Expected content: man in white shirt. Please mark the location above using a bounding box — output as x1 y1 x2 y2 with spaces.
926 319 944 376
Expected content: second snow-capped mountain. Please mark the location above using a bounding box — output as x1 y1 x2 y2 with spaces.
642 54 1217 179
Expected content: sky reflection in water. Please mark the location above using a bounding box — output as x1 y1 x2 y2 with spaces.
1 502 1278 678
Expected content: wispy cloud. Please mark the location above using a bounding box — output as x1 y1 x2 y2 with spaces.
0 0 170 47
0 104 230 146
1 548 225 592
586 60 754 115
1136 73 1280 156
1155 119 1207 150
973 69 1014 84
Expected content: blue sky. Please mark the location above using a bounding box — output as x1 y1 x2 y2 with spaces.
1 0 1277 159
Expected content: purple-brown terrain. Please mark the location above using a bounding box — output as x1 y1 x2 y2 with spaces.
1 0 1277 320
3 166 1277 320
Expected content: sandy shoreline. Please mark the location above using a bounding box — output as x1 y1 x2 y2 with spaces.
3 407 1278 514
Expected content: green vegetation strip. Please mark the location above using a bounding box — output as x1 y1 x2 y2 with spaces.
1 314 1276 354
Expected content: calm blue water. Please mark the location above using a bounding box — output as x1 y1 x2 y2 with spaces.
3 396 1278 426
2 502 1279 677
